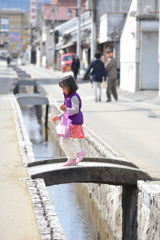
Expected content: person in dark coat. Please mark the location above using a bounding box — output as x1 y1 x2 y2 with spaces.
71 54 80 81
83 52 106 102
6 54 11 68
105 49 118 102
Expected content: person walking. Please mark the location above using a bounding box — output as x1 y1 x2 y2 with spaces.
83 52 106 102
71 54 80 81
52 75 86 166
6 54 11 68
105 49 118 102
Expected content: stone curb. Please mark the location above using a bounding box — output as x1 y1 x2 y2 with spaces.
27 179 66 240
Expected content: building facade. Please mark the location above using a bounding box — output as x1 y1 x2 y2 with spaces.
98 0 131 82
0 9 30 57
120 0 159 92
33 0 86 68
54 11 91 70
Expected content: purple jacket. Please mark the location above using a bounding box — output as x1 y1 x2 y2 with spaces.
64 92 83 125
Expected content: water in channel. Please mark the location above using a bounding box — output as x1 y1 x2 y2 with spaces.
21 104 116 240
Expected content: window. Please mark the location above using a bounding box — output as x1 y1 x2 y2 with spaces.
63 55 74 61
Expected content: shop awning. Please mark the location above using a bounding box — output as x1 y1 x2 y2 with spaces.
56 42 75 50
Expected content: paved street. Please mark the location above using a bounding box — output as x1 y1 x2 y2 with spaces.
20 64 160 179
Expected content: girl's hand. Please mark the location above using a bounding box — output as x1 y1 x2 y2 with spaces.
60 104 66 111
52 116 59 122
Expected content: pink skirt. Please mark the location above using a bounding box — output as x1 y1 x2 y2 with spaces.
57 124 85 138
70 125 85 138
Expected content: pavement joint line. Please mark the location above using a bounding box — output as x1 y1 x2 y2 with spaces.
9 81 66 240
119 96 160 108
118 96 133 102
102 89 160 108
134 101 160 109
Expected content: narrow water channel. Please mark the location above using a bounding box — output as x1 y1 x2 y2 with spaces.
21 104 116 240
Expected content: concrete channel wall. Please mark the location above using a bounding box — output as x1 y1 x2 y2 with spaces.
43 99 160 240
137 181 160 240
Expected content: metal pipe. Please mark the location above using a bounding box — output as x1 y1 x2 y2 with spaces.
52 2 55 71
91 0 96 62
149 11 159 13
77 0 81 58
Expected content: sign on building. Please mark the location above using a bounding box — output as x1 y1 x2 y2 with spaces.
9 33 21 42
0 18 9 32
30 0 37 27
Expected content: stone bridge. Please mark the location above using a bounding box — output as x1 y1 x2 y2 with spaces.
28 157 152 186
15 93 49 127
15 93 49 105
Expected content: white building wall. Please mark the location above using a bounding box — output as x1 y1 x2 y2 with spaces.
159 3 160 96
99 14 108 44
36 46 41 67
120 0 138 92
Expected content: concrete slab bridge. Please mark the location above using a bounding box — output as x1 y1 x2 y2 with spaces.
28 157 152 186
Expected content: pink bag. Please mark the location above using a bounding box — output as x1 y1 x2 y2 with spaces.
56 108 72 138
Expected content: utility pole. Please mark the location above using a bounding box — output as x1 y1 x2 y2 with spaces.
39 2 42 67
52 2 55 70
159 0 160 96
91 0 97 62
30 24 33 63
37 2 42 67
77 0 81 58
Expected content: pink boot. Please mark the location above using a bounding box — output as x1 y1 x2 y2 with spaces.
76 150 86 164
63 159 77 167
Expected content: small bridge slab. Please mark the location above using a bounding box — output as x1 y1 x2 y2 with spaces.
15 93 49 105
17 71 30 75
28 157 152 186
16 70 26 74
17 74 31 80
18 80 37 86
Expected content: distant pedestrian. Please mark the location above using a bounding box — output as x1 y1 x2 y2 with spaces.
71 54 80 81
105 49 118 102
83 52 106 102
6 54 11 68
52 75 86 166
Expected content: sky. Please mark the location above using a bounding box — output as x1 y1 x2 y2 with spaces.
0 0 51 12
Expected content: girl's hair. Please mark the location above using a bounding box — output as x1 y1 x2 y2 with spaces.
59 75 78 94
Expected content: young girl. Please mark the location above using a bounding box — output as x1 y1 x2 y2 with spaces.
52 75 86 166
